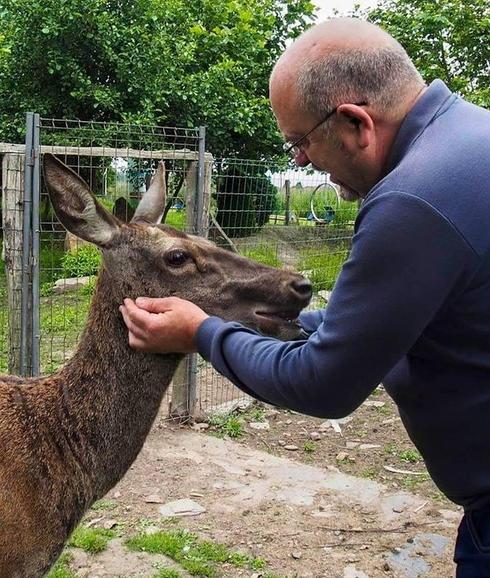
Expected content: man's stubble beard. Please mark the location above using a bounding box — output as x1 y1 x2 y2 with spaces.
338 185 362 202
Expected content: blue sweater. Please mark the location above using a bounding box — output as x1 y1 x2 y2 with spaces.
197 80 490 511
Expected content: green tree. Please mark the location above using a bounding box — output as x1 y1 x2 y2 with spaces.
0 0 315 156
358 0 489 107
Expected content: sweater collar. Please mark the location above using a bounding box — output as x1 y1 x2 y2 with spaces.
385 79 457 173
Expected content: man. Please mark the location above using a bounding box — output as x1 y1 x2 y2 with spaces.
120 18 490 576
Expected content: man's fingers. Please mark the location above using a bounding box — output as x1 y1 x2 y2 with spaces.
119 300 155 338
119 305 147 339
127 332 148 351
135 296 182 313
122 298 160 330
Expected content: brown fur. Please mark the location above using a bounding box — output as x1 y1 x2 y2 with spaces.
0 155 311 576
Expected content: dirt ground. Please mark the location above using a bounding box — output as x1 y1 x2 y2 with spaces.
64 386 462 578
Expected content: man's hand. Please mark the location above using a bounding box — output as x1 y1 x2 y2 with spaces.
119 297 209 354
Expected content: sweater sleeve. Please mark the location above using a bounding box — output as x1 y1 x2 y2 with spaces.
196 192 476 418
298 309 325 334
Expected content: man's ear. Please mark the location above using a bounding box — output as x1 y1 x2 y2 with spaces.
43 154 121 246
336 104 374 149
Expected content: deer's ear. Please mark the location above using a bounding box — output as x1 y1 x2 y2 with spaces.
131 161 166 224
43 154 120 246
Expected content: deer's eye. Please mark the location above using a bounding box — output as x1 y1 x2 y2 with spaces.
165 250 190 267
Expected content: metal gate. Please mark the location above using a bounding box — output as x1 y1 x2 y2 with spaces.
0 113 355 419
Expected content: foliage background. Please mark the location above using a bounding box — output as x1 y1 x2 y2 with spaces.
0 0 315 157
359 0 489 108
0 0 487 156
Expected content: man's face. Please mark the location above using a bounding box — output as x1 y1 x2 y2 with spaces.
271 79 371 201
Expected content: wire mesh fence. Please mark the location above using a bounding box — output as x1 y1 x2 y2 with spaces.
0 117 357 420
194 158 357 417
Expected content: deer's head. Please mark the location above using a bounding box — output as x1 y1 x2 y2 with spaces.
43 154 311 340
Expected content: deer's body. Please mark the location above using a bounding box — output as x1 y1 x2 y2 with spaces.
0 155 311 576
0 269 181 576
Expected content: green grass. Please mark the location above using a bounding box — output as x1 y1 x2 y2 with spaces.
45 553 76 578
68 526 116 554
207 413 244 438
126 529 265 577
164 209 186 230
91 499 118 511
297 246 349 292
384 443 397 456
282 186 358 225
303 441 316 453
399 449 422 463
154 569 183 578
39 290 93 373
402 473 431 491
245 406 267 422
61 244 101 278
360 468 378 480
239 245 282 268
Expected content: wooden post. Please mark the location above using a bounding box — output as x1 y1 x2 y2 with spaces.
1 153 30 374
285 179 291 226
170 356 192 419
170 157 213 419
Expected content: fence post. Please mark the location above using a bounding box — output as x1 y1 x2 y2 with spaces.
30 114 41 376
2 152 29 375
170 127 209 419
285 179 291 226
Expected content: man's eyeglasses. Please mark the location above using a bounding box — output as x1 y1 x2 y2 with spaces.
282 101 368 155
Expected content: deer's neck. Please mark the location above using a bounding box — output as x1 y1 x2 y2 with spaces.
56 268 182 499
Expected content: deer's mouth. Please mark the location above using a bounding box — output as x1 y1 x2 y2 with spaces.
254 310 301 335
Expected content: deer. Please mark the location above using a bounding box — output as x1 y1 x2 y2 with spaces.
0 154 312 577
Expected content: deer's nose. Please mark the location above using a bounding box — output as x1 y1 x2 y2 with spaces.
291 278 313 301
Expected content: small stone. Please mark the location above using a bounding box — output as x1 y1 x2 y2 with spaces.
102 519 117 530
85 517 103 528
192 422 209 431
359 444 381 450
145 494 163 504
318 290 332 302
336 451 349 461
113 491 121 499
248 421 270 430
278 440 286 446
284 444 299 451
53 276 93 294
363 401 386 408
159 498 206 517
310 431 321 441
291 551 302 559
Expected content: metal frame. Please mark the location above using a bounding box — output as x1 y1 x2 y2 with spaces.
21 112 41 377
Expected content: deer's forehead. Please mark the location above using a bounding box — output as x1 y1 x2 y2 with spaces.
146 226 213 251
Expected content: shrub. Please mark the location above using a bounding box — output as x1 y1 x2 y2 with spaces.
214 164 279 238
61 244 101 278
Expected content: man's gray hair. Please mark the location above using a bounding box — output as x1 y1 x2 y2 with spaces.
296 43 425 119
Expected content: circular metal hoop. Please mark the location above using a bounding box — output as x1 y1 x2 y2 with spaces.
309 181 341 223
